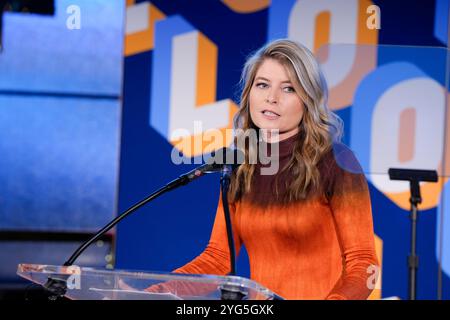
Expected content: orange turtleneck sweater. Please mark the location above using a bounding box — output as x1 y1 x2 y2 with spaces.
173 134 379 300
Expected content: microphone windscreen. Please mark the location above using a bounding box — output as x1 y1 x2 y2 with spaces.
205 147 245 169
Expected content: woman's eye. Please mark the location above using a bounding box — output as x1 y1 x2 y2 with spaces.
256 82 268 89
283 86 295 93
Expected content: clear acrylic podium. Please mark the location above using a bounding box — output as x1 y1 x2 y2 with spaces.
17 264 283 300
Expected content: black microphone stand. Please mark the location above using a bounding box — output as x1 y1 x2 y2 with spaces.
220 166 236 276
219 165 251 300
408 179 421 301
388 168 438 300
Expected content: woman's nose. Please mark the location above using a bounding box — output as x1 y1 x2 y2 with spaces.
265 89 278 104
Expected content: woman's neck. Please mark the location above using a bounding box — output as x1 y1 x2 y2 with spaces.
260 128 299 143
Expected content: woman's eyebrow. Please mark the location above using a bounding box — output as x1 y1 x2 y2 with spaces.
255 76 292 84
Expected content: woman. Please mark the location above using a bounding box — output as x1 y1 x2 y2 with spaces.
161 39 379 300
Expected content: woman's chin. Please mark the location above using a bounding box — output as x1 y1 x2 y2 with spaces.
253 122 281 132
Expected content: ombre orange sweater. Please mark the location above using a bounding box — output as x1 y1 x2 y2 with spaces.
173 134 379 300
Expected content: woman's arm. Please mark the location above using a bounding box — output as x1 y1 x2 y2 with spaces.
144 191 242 297
173 190 242 276
325 147 380 300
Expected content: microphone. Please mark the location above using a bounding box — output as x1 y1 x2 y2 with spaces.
165 147 243 189
44 146 243 298
388 168 438 182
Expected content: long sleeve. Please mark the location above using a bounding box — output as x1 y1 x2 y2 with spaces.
144 191 242 297
173 190 242 276
325 147 379 300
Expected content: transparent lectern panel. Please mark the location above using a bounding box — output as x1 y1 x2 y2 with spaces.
17 264 281 300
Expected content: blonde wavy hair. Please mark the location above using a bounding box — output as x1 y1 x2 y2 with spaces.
229 39 343 202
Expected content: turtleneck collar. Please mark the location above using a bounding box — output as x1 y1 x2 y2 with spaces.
260 131 300 158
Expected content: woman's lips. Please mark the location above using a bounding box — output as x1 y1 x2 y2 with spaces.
261 110 280 120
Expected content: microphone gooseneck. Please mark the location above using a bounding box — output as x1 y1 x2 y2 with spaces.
44 147 243 298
